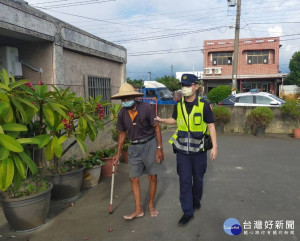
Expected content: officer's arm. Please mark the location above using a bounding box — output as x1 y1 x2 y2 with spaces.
154 116 176 124
207 123 217 160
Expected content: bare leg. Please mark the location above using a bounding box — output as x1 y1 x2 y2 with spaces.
148 175 159 217
124 177 144 220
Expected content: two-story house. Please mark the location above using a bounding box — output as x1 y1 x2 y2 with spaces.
202 37 287 95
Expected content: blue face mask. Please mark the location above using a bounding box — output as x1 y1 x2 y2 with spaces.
122 99 135 108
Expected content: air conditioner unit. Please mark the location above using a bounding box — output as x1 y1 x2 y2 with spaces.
214 68 222 74
205 69 212 75
0 46 22 76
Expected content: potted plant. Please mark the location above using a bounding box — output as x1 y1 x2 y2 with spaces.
20 77 108 200
99 147 117 178
81 151 105 188
246 106 274 136
280 99 300 138
0 68 52 231
212 106 231 133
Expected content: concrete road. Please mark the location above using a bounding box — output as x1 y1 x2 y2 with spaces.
0 131 299 241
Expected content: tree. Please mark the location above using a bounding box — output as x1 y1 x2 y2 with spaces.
285 51 300 86
207 85 232 104
126 78 144 88
155 75 180 92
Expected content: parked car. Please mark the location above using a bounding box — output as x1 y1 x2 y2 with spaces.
218 92 285 107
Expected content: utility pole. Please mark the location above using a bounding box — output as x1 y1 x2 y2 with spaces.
232 0 241 91
148 71 152 81
171 65 173 77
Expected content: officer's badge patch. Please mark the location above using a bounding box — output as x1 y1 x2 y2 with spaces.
183 75 187 79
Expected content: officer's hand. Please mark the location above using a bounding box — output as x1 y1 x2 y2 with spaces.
210 147 217 161
154 116 162 122
156 149 164 164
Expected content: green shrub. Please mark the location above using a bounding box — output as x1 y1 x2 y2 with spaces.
212 106 231 125
207 85 232 104
280 99 300 128
246 107 274 129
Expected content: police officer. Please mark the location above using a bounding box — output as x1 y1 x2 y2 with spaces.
155 74 217 227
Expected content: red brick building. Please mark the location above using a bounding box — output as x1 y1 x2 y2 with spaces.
202 37 287 95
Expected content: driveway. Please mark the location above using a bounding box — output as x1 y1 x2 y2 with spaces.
0 131 299 241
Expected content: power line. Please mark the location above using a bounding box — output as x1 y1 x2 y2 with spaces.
32 0 115 9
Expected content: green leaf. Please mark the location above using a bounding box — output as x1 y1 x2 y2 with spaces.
0 133 23 152
0 68 10 86
6 131 20 139
56 122 65 131
16 97 38 112
0 125 3 134
35 84 48 98
0 146 9 160
85 114 95 123
0 93 10 102
48 102 67 117
4 106 14 123
18 152 37 175
12 153 26 179
43 105 55 127
0 102 10 119
1 123 28 132
10 73 15 84
45 138 54 161
35 134 51 149
0 83 10 91
13 169 23 191
58 135 68 144
79 116 87 132
10 97 28 123
0 157 14 191
53 136 63 158
10 80 28 89
86 121 97 141
17 138 41 145
75 137 87 154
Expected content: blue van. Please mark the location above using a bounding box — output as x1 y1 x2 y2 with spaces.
141 81 175 105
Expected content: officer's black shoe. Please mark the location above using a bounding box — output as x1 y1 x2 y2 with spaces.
193 202 201 210
178 215 194 227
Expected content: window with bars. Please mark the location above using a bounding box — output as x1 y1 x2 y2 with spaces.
85 76 111 115
247 51 269 64
212 52 233 66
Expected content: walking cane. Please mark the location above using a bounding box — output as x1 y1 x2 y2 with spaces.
109 163 116 214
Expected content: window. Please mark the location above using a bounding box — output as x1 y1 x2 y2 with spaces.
85 76 111 115
146 89 156 98
247 51 269 64
212 52 233 66
236 96 253 104
255 96 272 105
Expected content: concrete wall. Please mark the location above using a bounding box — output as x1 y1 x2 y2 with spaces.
63 48 123 97
156 105 297 135
18 41 53 84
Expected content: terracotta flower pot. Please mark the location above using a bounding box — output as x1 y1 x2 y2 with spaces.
101 157 118 178
293 128 300 138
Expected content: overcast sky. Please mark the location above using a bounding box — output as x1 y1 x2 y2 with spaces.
26 0 300 80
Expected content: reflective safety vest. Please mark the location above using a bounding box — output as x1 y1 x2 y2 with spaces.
169 97 207 154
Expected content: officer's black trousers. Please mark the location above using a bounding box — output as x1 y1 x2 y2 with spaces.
176 151 207 216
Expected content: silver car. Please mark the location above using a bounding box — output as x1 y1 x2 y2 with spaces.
218 92 285 107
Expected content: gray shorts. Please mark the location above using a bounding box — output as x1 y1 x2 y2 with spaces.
127 137 160 178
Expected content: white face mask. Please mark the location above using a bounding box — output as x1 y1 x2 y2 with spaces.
182 87 193 97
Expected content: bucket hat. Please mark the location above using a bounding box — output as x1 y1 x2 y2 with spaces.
111 82 144 99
